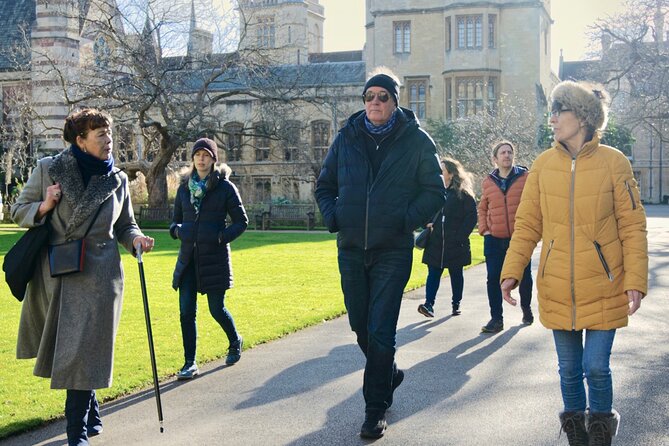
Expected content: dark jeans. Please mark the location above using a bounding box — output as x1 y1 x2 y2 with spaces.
484 235 533 321
179 262 239 364
338 248 413 412
425 265 464 307
65 389 100 446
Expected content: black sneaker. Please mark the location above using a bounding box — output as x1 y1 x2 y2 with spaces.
226 336 243 365
360 411 387 439
387 369 404 408
417 303 434 318
522 307 534 325
452 304 461 316
481 319 504 333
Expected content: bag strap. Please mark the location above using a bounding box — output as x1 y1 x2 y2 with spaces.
82 203 104 238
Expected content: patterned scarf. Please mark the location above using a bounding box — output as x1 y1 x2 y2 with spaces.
188 173 209 213
364 109 398 135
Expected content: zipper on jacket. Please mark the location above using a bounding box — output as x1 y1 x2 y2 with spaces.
541 239 554 278
440 212 446 269
503 194 511 237
193 211 201 291
570 158 577 330
364 184 371 250
625 181 637 210
593 241 614 282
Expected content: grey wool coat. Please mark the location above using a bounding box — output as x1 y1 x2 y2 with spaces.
11 148 143 390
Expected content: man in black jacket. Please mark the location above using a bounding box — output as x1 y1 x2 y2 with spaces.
315 68 445 439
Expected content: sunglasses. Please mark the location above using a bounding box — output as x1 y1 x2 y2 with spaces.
362 91 391 103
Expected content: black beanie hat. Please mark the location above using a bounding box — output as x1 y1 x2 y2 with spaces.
191 138 218 162
363 74 400 105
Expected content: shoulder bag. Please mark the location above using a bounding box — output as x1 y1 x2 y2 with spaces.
414 211 441 250
3 217 51 301
47 204 103 277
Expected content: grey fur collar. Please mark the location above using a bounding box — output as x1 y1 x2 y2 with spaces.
48 148 122 236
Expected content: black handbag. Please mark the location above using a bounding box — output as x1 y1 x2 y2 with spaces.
414 211 441 250
3 218 50 301
47 204 103 277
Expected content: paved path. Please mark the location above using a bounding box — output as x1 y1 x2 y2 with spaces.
4 207 669 446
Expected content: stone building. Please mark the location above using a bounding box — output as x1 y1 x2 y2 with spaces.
1 0 557 206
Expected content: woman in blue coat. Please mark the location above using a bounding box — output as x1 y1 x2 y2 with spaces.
170 138 248 379
418 157 477 318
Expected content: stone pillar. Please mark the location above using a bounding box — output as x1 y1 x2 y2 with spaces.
30 0 80 155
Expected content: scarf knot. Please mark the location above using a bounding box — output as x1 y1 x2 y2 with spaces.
188 173 209 213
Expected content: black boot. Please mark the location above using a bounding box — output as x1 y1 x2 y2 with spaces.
65 390 93 446
360 410 387 439
559 411 588 445
86 391 103 437
587 409 619 446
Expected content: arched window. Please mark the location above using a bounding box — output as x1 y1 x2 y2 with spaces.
224 122 244 162
311 120 330 161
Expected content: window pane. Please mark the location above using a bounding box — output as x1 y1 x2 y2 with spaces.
488 15 496 48
466 18 473 48
404 24 411 52
475 16 482 47
395 25 402 52
458 18 465 48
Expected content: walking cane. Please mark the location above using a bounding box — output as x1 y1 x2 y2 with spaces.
136 244 165 433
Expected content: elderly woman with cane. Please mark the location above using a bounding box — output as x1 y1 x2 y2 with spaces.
500 81 648 446
11 108 154 446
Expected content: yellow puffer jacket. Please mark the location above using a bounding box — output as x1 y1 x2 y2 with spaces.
501 136 648 330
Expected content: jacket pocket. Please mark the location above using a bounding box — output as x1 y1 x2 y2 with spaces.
541 239 554 278
593 241 614 282
625 180 637 210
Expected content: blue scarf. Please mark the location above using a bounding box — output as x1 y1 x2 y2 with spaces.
364 109 398 135
188 173 209 214
71 144 114 187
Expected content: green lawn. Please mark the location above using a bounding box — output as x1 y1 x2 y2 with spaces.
0 228 483 438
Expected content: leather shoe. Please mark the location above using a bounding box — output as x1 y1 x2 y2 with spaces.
360 411 387 439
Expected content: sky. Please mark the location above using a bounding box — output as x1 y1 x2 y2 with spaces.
318 0 629 73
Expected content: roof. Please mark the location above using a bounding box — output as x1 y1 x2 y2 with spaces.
308 51 363 64
0 0 36 71
177 60 366 92
560 60 601 82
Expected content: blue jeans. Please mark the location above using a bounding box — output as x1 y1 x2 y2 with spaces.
338 248 413 412
484 235 532 320
179 262 239 364
552 329 616 413
425 265 464 307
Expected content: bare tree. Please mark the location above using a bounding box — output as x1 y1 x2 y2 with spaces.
19 0 340 207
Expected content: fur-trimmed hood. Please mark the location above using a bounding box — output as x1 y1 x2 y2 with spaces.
550 80 610 133
48 147 123 237
180 163 233 188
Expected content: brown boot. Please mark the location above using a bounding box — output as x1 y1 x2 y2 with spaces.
559 411 588 445
586 409 619 446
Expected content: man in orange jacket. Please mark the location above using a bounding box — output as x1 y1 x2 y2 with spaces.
477 141 533 333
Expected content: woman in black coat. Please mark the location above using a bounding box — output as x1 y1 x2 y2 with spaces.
169 138 248 379
418 157 477 318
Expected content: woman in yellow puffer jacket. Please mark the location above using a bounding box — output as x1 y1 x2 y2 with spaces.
500 81 648 446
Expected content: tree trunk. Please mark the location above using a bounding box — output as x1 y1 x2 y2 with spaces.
146 166 168 208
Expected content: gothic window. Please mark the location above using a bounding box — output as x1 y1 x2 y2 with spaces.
311 120 330 161
224 122 243 162
447 75 497 119
445 17 452 52
282 120 301 162
407 79 428 120
254 177 272 203
488 15 496 49
457 15 483 49
394 21 411 53
94 36 111 68
257 17 276 48
254 122 271 162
